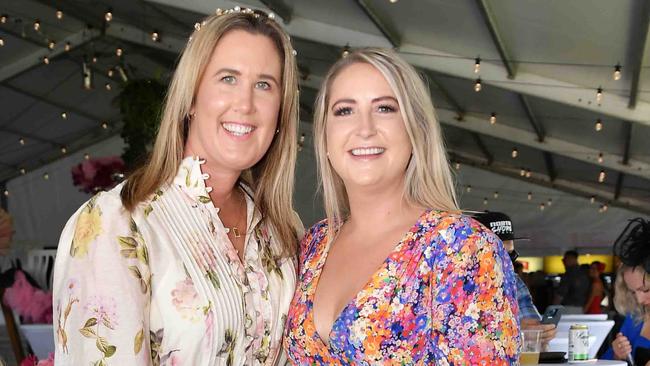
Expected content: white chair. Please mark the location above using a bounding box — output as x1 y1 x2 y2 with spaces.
24 249 56 291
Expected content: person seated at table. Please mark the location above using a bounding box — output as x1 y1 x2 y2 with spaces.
602 218 650 363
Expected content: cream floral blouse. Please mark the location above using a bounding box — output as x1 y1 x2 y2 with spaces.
53 156 297 366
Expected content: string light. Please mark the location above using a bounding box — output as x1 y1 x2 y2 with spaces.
43 173 49 180
64 42 71 52
539 203 545 211
511 148 518 158
525 169 531 178
151 31 159 42
82 61 93 90
602 204 608 212
116 48 123 57
489 112 496 124
92 55 98 63
56 10 63 20
105 9 113 22
48 40 55 49
342 44 350 58
19 138 25 145
107 68 114 78
597 152 603 164
3 190 8 197
0 38 4 47
483 197 488 205
43 56 49 65
60 146 67 154
493 191 499 199
455 162 461 170
389 0 398 3
84 153 90 160
474 57 481 74
33 19 41 31
474 78 482 92
596 87 603 103
547 198 553 206
466 185 472 193
61 112 67 119
20 168 26 175
613 64 622 80
105 83 112 91
590 196 596 204
528 192 532 200
520 168 526 177
595 119 603 131
0 14 7 24
101 122 109 129
598 170 606 183
598 206 604 213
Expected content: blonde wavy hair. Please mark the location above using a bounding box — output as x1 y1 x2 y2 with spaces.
313 48 459 228
121 9 300 257
614 265 648 323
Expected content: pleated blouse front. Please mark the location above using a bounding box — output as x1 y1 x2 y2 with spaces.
53 156 296 366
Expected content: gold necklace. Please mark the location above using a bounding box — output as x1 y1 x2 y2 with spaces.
224 192 245 239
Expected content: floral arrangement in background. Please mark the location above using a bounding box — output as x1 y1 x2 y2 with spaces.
0 208 12 255
3 270 52 324
20 353 54 366
71 156 125 194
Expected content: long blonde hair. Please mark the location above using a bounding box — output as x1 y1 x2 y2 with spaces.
313 48 459 228
121 9 300 257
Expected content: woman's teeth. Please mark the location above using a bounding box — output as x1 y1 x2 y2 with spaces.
222 123 254 136
350 147 385 156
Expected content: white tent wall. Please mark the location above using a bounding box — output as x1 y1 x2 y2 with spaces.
6 135 125 253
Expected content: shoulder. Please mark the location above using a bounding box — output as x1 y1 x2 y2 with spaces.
298 219 329 261
422 211 500 252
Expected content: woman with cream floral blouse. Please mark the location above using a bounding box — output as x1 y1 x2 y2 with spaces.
284 48 519 364
53 8 301 366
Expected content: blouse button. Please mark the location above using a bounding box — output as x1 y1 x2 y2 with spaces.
202 173 210 180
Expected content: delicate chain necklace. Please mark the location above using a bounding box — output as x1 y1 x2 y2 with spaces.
224 191 245 239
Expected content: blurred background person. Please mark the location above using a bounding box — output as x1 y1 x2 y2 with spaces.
554 250 591 314
602 218 650 363
584 261 606 314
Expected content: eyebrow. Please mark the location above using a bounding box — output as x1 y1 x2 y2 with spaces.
330 96 398 110
214 68 280 86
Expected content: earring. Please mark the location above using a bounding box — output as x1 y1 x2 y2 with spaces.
275 129 280 134
188 112 195 121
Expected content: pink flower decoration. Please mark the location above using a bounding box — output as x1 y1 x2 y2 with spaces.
71 156 125 194
3 270 53 324
20 355 38 366
36 353 54 366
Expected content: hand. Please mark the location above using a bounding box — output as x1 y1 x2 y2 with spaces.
612 332 632 360
521 318 557 347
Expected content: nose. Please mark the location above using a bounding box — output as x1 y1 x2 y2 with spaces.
233 84 255 115
356 109 377 138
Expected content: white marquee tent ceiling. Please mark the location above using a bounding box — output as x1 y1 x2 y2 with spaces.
1 0 649 254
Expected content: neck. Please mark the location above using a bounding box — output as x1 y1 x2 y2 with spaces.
344 178 423 231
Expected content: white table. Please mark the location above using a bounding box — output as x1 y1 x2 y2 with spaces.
535 361 626 366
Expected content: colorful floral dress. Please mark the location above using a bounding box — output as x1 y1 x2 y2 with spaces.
53 156 297 366
284 210 520 365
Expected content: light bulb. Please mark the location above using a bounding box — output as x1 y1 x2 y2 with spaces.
116 48 123 57
0 38 4 47
590 196 595 204
613 64 621 80
48 41 55 49
474 57 481 74
489 112 496 124
520 168 525 177
43 173 49 180
64 42 71 51
547 199 552 206
60 146 67 154
0 15 7 24
19 138 25 145
61 112 67 119
34 20 41 31
595 119 603 131
528 192 532 201
56 10 63 20
84 153 90 160
483 198 488 205
596 87 603 103
466 185 472 193
455 162 460 170
525 170 531 178
540 203 545 211
598 152 603 164
474 78 482 92
43 56 49 65
105 10 113 22
512 148 518 158
598 170 606 183
101 122 108 129
151 31 159 42
108 68 114 78
19 168 26 175
494 191 499 199
105 83 111 91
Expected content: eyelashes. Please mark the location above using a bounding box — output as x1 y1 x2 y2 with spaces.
332 104 397 116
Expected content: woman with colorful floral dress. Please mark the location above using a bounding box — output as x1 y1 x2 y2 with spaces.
284 48 520 365
53 9 301 366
